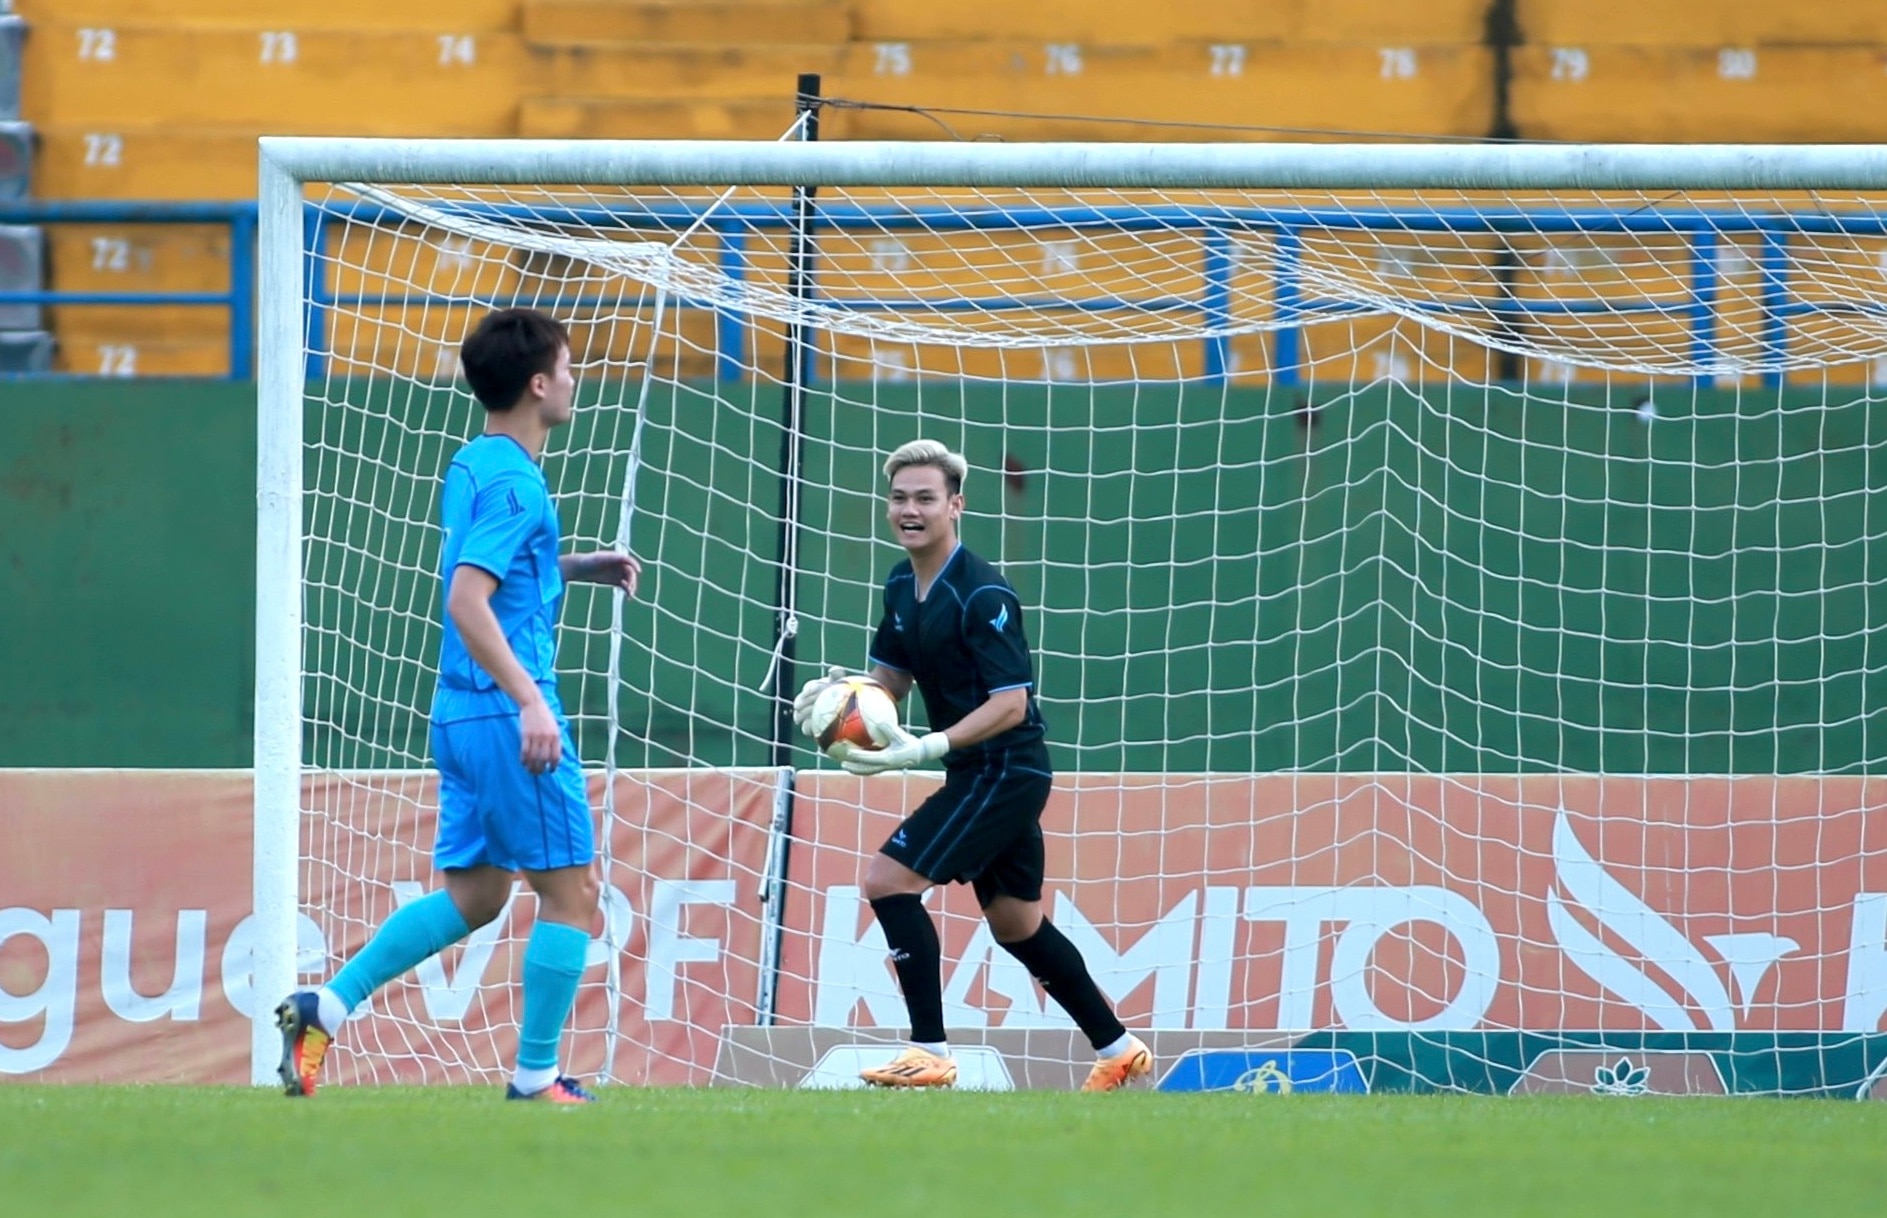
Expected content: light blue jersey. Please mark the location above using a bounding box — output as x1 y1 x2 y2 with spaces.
433 434 564 724
428 432 591 873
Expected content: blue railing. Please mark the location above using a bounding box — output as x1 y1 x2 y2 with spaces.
0 201 257 378
0 198 1868 389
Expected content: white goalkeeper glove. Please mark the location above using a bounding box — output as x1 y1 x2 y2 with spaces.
792 665 849 738
840 725 951 775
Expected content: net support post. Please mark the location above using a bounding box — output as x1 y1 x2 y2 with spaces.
252 146 306 1085
754 768 796 1025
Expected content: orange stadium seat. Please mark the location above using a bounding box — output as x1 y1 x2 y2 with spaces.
21 26 523 135
41 223 231 376
524 40 1494 140
525 1 853 47
847 0 1487 45
27 0 1872 380
34 129 261 200
13 10 525 366
1510 45 1887 143
519 95 851 140
1514 0 1885 47
52 310 228 376
10 0 519 32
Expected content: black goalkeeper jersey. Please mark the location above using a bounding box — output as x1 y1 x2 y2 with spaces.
868 544 1047 766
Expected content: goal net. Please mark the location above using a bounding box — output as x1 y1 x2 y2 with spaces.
258 140 1887 1097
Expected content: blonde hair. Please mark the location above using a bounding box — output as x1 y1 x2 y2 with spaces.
883 439 968 494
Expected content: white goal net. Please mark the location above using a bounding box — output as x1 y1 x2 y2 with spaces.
259 140 1887 1097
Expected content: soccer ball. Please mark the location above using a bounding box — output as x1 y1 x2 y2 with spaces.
809 677 900 759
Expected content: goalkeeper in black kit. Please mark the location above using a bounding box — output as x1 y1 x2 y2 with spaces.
794 439 1151 1091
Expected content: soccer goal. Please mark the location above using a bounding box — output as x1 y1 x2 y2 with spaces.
256 137 1887 1095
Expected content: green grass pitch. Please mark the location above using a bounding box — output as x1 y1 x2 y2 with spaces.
2 1086 1880 1217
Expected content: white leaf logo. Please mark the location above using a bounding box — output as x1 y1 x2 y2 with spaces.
1547 808 1735 1031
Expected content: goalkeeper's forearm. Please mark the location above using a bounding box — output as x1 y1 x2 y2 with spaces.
865 664 915 702
934 687 1028 749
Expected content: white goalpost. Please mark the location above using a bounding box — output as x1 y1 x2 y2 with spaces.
257 137 1887 1094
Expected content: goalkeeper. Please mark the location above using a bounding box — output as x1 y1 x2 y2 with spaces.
273 308 639 1103
795 439 1150 1091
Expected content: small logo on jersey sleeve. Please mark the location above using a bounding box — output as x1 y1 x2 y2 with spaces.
990 603 1010 633
894 611 905 632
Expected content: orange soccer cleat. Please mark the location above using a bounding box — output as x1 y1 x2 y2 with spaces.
859 1045 959 1089
505 1076 597 1104
1080 1034 1153 1092
274 991 332 1098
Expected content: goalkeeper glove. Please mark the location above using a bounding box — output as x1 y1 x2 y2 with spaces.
841 725 951 775
792 665 849 738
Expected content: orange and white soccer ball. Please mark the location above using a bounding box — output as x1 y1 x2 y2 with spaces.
809 677 901 761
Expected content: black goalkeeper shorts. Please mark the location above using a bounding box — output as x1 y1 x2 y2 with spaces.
878 742 1054 907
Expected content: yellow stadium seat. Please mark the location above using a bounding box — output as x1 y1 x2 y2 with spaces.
45 224 231 295
520 96 850 140
525 1 852 47
54 333 229 376
11 0 518 32
22 26 523 135
525 39 846 99
54 304 224 342
851 0 1292 44
851 0 1484 45
1293 0 1488 43
526 40 1493 139
1515 0 1884 48
35 129 263 200
52 297 230 375
1511 45 1887 142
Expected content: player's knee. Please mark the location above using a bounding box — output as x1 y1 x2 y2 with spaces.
983 897 1043 944
445 871 512 929
529 865 600 924
460 895 507 930
862 853 928 902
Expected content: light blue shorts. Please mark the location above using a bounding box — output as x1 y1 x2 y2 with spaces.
430 709 594 874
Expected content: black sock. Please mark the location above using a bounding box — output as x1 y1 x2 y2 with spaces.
999 918 1128 1051
869 893 947 1045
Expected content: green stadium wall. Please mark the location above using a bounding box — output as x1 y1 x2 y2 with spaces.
3 378 1884 773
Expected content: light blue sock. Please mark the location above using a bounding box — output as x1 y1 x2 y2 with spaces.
326 890 472 1016
517 920 589 1072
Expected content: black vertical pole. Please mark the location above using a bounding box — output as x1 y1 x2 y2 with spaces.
770 73 821 767
757 75 822 1027
1485 0 1523 383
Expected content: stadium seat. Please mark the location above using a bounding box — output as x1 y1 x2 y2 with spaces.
525 41 1494 139
21 25 523 134
53 298 224 339
45 223 230 297
34 128 261 199
1292 0 1488 43
520 95 853 140
41 217 231 376
849 0 1487 44
1511 45 1887 142
0 118 27 199
10 0 517 32
525 0 853 47
0 327 54 371
0 10 22 120
1514 0 1883 47
52 331 227 375
0 220 43 331
39 217 231 370
851 0 1291 43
